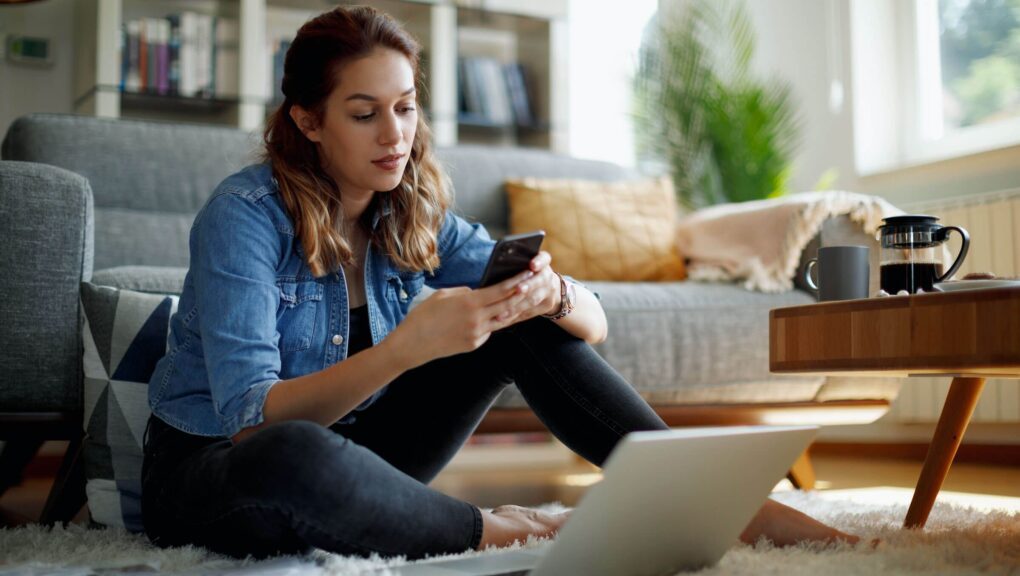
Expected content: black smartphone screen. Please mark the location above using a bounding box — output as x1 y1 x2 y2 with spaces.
478 231 546 287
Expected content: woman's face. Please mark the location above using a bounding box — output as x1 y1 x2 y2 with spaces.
297 48 418 198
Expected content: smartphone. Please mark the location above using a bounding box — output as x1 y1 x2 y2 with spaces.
479 231 546 288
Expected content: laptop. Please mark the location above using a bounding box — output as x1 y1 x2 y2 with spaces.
383 425 818 576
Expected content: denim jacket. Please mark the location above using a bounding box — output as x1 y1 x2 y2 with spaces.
148 164 496 438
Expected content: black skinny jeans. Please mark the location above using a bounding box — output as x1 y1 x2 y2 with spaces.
141 317 668 560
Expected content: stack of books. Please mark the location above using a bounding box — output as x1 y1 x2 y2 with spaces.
120 13 239 99
267 38 291 107
458 57 534 128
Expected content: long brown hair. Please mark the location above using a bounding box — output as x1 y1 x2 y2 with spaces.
263 5 450 277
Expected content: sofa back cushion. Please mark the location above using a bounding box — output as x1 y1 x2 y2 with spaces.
2 115 642 271
437 145 640 238
2 114 259 270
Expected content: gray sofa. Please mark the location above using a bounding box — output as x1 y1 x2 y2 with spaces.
0 114 898 521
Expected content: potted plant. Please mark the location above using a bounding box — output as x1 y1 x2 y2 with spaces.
634 0 802 209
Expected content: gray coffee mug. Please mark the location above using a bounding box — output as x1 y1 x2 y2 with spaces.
804 245 870 301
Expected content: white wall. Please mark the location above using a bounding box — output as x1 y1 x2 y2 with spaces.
566 0 658 167
0 0 76 139
742 0 858 195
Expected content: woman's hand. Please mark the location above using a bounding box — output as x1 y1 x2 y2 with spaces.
384 268 540 369
497 251 561 324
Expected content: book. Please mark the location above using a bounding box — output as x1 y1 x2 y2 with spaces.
477 57 512 125
194 13 214 97
167 15 180 94
459 57 523 126
145 18 160 92
214 17 240 98
270 39 289 105
123 20 141 92
177 12 199 97
459 57 488 123
156 18 170 95
504 62 534 127
138 19 148 92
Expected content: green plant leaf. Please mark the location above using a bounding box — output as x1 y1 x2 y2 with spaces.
633 0 802 207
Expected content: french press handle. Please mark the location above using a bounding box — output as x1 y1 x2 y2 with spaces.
936 226 970 282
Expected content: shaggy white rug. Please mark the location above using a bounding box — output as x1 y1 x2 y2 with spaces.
1 488 1018 575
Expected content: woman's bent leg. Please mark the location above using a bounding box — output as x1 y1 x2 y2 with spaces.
499 318 669 466
141 417 482 560
338 317 667 485
331 342 516 484
334 319 856 549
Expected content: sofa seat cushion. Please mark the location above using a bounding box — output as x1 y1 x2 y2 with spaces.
493 282 824 408
94 267 891 410
96 267 830 406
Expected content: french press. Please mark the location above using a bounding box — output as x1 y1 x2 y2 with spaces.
877 215 970 294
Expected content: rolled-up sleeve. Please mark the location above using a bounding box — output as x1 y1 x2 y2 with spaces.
191 191 283 438
428 211 496 288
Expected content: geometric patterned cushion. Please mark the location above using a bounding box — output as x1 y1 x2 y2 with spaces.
80 281 178 532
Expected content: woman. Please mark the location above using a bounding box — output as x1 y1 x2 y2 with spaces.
141 5 857 560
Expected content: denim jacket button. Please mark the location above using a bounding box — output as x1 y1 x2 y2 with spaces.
332 334 344 346
399 289 408 301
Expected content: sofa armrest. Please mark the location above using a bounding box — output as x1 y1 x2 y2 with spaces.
0 161 94 413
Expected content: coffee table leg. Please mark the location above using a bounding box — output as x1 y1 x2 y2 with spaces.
903 377 985 529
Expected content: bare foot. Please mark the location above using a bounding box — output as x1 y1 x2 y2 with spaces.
476 505 571 550
739 499 859 547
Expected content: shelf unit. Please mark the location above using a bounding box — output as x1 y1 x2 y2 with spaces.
73 0 567 151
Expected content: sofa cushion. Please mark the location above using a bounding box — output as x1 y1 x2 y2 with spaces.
2 114 259 270
95 210 195 271
101 265 828 408
436 145 641 238
81 282 178 532
506 176 686 281
92 265 188 295
492 281 825 408
2 116 646 271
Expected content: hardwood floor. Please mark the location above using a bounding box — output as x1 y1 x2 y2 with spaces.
3 445 1018 527
430 449 1020 509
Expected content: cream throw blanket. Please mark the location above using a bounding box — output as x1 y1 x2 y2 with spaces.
675 191 903 293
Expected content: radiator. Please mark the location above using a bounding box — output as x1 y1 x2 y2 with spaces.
884 188 1020 424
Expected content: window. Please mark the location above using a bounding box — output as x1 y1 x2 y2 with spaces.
851 0 1020 175
931 0 1020 133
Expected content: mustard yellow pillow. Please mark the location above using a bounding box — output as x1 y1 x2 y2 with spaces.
506 176 686 281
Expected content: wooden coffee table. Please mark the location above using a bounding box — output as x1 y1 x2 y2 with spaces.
769 286 1020 529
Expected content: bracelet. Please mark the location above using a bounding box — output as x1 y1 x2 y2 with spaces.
542 273 576 320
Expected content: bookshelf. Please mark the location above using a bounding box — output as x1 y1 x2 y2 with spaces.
73 0 568 151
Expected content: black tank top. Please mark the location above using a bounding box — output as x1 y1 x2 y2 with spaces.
346 304 372 355
335 304 382 425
